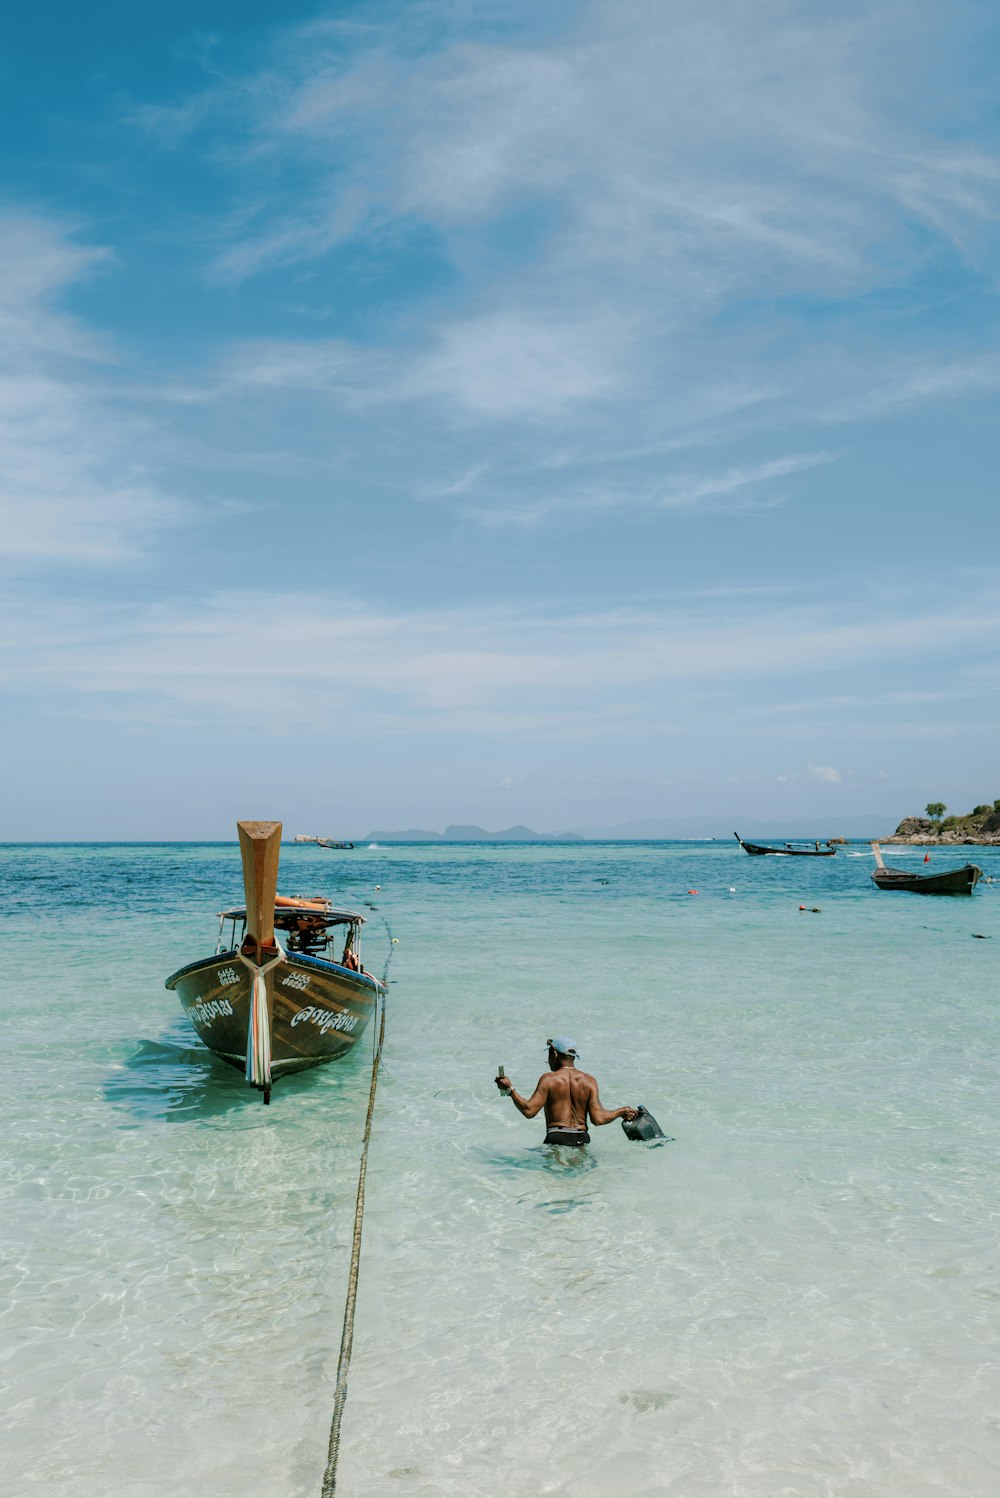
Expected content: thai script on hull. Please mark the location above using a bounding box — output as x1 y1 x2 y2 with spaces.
191 997 235 1024
290 1006 360 1035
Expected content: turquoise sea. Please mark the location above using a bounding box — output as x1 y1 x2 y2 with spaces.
4 840 1000 1497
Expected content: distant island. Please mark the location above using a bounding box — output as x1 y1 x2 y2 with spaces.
884 800 1000 845
359 816 887 842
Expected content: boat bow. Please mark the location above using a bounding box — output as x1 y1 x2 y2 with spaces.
237 819 284 1096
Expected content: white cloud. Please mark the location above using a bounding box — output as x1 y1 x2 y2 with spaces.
808 764 842 784
0 215 185 564
406 312 619 420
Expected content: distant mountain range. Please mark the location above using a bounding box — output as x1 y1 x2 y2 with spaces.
360 815 893 841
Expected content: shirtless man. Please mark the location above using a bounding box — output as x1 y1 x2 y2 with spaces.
496 1037 637 1146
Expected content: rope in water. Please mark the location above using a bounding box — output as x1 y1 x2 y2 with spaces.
320 906 393 1497
319 997 385 1496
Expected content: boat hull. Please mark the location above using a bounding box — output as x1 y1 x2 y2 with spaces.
871 865 982 895
165 950 381 1076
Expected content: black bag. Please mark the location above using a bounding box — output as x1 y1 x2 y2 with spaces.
621 1105 666 1142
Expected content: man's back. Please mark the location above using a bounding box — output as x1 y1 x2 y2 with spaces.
540 1066 596 1130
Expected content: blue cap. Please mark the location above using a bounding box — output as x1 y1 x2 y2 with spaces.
547 1036 579 1057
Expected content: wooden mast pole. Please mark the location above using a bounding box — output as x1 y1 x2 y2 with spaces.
238 819 282 958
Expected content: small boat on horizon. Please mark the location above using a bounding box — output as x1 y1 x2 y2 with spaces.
870 842 982 896
165 821 382 1102
734 832 837 857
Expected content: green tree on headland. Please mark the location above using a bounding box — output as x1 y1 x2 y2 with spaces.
925 802 946 821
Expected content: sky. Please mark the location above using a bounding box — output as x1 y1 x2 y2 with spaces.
3 0 1000 838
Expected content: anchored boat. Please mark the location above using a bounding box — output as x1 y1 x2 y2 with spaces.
870 842 982 895
165 820 382 1102
734 832 836 857
293 834 356 849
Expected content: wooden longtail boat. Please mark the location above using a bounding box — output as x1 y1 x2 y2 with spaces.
734 832 837 857
870 842 982 896
165 821 382 1103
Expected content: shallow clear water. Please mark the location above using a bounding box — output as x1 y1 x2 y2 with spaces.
3 841 1000 1497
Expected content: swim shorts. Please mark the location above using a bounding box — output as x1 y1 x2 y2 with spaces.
544 1129 590 1146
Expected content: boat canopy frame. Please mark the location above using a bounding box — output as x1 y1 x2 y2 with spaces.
214 899 368 957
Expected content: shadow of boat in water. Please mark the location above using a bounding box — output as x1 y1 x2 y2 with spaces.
104 1021 367 1125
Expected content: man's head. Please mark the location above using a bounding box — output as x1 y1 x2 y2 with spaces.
547 1036 579 1066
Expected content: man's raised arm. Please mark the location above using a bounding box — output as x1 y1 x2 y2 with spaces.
586 1077 637 1127
497 1073 550 1118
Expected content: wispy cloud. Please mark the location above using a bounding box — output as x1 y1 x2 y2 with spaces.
403 311 621 420
118 1 1000 532
656 452 838 512
0 215 187 565
4 581 999 737
200 2 1000 297
450 450 839 526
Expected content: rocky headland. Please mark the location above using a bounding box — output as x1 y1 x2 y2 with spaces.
883 803 1000 845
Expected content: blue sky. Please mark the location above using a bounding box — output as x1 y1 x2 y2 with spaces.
3 0 1000 837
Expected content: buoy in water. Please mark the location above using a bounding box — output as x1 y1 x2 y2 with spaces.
687 889 698 894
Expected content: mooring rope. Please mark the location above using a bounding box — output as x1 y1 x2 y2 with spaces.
320 910 393 1497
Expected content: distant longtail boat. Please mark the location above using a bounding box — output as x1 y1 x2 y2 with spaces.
734 832 836 857
165 821 382 1102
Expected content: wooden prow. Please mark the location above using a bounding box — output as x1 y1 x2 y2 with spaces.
238 820 282 959
871 841 886 869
